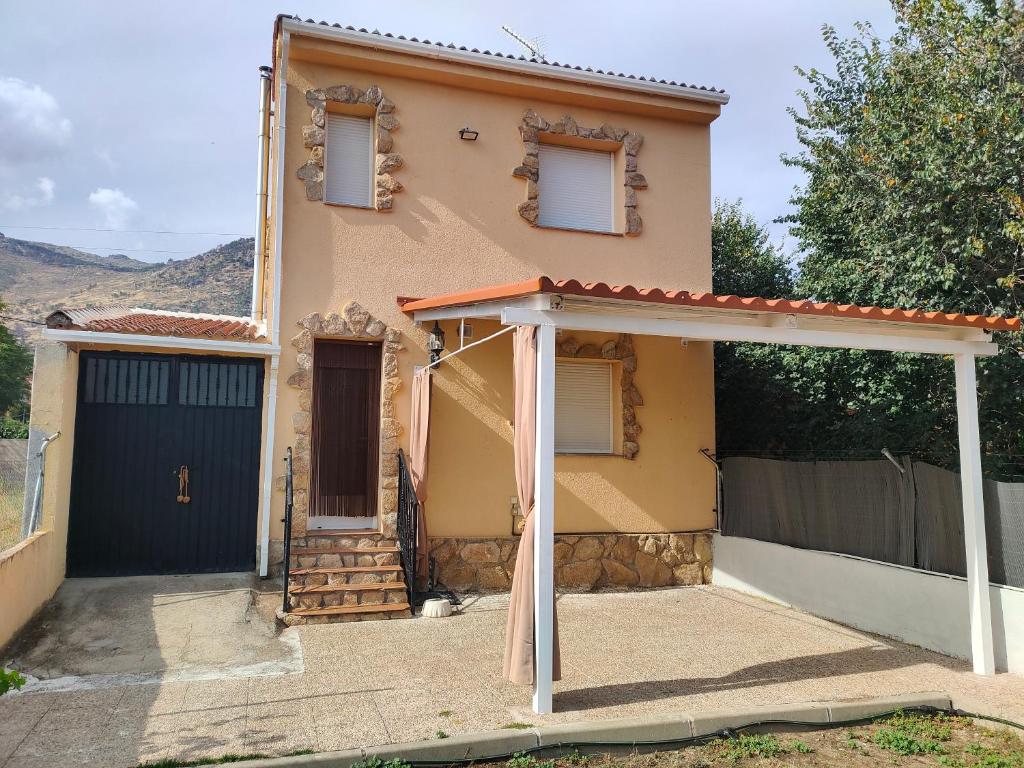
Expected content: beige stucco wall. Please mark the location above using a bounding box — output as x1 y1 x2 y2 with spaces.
267 40 718 543
1 342 77 650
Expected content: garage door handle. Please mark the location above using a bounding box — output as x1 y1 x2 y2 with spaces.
176 465 191 504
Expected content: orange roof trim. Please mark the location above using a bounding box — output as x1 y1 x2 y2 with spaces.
398 277 1021 332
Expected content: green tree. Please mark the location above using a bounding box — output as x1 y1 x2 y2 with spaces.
0 299 32 418
779 0 1024 473
711 201 800 454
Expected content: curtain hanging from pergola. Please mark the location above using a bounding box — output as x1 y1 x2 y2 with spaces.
504 325 561 685
409 368 432 580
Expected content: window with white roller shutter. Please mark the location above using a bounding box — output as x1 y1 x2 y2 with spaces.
555 360 614 454
538 144 614 233
324 114 374 207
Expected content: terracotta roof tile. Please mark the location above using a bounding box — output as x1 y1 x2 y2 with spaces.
398 277 1022 332
46 306 263 340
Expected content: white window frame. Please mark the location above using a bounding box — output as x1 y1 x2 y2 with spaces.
554 359 615 455
324 113 375 208
537 144 616 234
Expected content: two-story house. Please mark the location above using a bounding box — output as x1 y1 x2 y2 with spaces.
11 15 1013 710
258 17 730 622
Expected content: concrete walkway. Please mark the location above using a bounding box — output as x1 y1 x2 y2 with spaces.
3 584 1024 767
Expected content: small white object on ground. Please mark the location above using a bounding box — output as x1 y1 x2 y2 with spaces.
421 598 453 618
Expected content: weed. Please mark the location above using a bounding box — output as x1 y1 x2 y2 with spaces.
790 739 813 753
135 756 270 768
438 710 453 718
871 711 952 756
964 742 1024 767
507 752 554 768
436 730 449 740
565 749 590 765
708 733 789 762
0 669 26 697
353 758 411 768
502 722 534 730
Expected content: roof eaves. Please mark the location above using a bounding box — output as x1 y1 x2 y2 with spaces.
279 17 730 106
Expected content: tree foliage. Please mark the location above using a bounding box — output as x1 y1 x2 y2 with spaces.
0 299 32 417
717 1 1024 475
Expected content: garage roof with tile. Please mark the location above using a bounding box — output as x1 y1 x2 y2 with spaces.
45 306 264 340
398 277 1022 332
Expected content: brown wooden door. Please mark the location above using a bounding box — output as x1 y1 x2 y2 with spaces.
310 340 381 519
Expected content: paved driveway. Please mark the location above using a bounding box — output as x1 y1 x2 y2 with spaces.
2 583 1024 767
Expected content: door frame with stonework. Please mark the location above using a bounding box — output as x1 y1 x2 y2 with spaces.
308 339 381 530
287 301 404 539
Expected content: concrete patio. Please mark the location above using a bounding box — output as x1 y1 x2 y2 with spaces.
3 582 1024 767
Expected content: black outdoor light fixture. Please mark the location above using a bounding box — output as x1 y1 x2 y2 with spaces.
428 321 446 366
458 126 479 141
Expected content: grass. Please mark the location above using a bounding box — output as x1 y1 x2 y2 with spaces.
704 733 813 762
870 710 954 756
135 750 314 768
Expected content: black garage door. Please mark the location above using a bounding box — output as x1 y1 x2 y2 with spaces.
67 352 264 576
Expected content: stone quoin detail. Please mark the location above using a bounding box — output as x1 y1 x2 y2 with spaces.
559 333 642 459
429 533 712 593
282 302 404 539
513 109 646 235
297 85 404 209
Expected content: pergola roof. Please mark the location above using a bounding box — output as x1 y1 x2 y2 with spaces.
399 276 1020 332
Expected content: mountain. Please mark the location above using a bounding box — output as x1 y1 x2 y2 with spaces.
0 234 254 346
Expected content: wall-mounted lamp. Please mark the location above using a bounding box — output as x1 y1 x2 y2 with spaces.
458 126 479 141
427 321 446 366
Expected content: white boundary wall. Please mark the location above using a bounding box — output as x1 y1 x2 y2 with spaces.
712 534 1024 675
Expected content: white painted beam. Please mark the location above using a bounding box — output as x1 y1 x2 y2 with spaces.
43 329 281 356
532 323 556 715
954 353 996 675
258 355 281 577
500 308 998 357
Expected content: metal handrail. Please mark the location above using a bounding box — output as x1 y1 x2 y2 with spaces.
281 446 294 614
396 448 418 606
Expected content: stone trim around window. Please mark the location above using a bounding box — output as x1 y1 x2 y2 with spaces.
558 333 643 459
429 533 712 593
297 85 404 210
513 109 646 235
284 301 405 538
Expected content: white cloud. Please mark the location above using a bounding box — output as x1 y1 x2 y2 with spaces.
88 187 138 229
0 77 72 170
2 176 56 210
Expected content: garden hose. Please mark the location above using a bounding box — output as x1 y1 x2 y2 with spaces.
401 705 1024 766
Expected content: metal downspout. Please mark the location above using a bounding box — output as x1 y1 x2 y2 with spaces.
251 66 273 321
24 431 61 536
258 23 288 577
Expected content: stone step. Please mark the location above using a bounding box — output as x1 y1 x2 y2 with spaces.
290 564 404 577
289 602 411 618
290 546 399 555
289 581 407 595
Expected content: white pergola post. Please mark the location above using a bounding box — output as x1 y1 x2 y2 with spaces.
953 353 995 676
533 322 556 714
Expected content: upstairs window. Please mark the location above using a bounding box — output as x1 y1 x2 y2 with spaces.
538 144 614 233
555 360 614 454
324 114 374 207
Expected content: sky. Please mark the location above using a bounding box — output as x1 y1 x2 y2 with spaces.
0 1 897 265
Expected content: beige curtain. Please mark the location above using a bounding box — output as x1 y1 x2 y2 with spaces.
503 326 561 685
409 368 432 580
